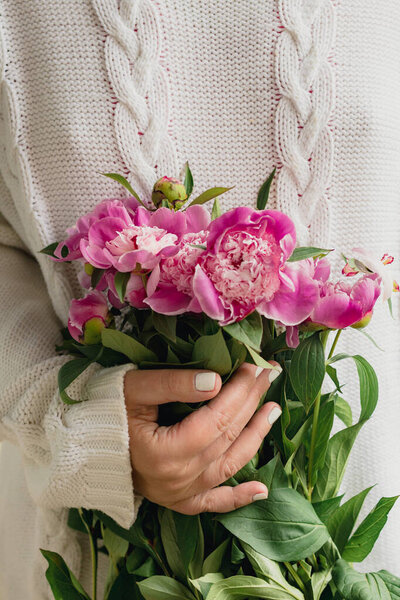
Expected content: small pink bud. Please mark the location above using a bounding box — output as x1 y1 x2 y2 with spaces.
393 280 400 293
152 176 188 210
381 253 395 266
342 260 359 277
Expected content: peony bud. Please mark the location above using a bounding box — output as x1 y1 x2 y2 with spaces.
68 290 110 345
152 176 188 210
83 317 106 344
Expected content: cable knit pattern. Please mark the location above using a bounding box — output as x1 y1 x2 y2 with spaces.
275 0 336 246
92 0 179 201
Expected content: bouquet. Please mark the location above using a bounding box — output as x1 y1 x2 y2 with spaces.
40 165 400 600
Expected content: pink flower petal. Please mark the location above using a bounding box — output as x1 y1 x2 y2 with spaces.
192 265 226 322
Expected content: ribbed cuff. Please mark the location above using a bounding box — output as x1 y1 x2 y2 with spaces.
63 363 141 529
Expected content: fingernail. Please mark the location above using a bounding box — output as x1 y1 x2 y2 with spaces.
252 492 268 501
268 366 282 383
268 406 282 425
195 372 217 392
255 366 264 378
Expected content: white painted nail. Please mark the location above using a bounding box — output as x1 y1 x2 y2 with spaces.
268 406 282 425
195 372 217 392
269 366 282 383
255 366 264 378
252 492 268 501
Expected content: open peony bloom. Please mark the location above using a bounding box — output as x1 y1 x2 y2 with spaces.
343 248 395 301
68 290 110 344
192 207 319 326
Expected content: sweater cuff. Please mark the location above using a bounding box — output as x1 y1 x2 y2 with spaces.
64 364 142 530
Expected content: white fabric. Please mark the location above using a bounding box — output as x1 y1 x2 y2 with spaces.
0 0 399 597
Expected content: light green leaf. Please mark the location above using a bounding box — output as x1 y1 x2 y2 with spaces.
313 422 363 501
332 559 395 600
311 400 335 485
101 172 145 206
218 488 330 562
192 330 232 375
311 569 332 600
102 525 129 561
138 576 196 600
256 169 276 210
101 329 157 363
206 575 303 599
188 186 234 207
153 313 177 343
114 271 130 303
245 344 279 371
334 396 353 428
342 496 399 562
40 549 90 600
288 247 333 262
289 333 325 412
182 161 194 197
377 571 400 599
212 197 222 220
327 487 373 553
58 358 92 404
190 573 224 597
202 539 230 575
242 542 304 599
224 312 263 351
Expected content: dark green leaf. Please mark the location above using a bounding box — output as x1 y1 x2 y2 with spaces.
333 559 397 599
102 525 129 561
108 569 143 600
313 423 363 501
311 401 335 485
334 396 353 428
342 496 398 562
160 509 199 578
289 333 325 412
39 241 60 258
212 197 222 219
288 247 333 263
327 487 373 553
138 576 195 600
190 573 225 598
256 169 276 210
67 508 87 533
153 313 177 343
188 186 234 207
255 455 290 490
192 330 232 375
202 540 229 575
40 549 90 600
182 161 194 197
218 488 330 562
313 496 343 524
101 172 145 206
102 329 158 363
231 539 245 564
91 267 105 289
58 358 92 404
114 271 130 303
326 365 343 393
224 312 263 351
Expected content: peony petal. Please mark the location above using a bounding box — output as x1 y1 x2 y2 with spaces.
192 265 226 321
149 207 187 236
87 217 128 246
311 292 364 329
80 238 114 269
350 274 381 313
185 205 211 232
145 286 192 315
285 326 300 348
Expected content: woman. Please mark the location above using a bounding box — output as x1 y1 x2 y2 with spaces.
0 1 399 597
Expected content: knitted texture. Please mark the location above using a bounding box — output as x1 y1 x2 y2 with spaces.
0 1 400 598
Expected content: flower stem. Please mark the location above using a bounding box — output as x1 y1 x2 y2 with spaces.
328 329 342 360
284 562 306 592
307 330 330 499
79 509 97 600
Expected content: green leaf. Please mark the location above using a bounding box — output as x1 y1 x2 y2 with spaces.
218 488 330 562
334 396 353 428
257 169 276 210
224 312 263 351
192 330 232 375
212 197 222 219
40 549 90 600
138 576 196 600
328 354 378 422
313 423 363 501
288 247 333 262
231 539 246 564
332 559 398 599
311 570 332 600
327 487 373 553
289 333 325 412
91 267 105 289
206 575 304 599
190 573 225 597
188 186 234 207
342 496 399 562
40 241 60 258
160 509 199 579
107 569 142 600
242 542 304 599
58 358 92 404
311 400 335 485
101 329 158 363
114 271 130 303
202 539 229 575
67 508 87 533
153 313 177 343
181 161 194 197
312 496 343 524
377 571 400 599
326 365 343 393
101 172 146 206
255 455 290 490
102 525 129 561
245 344 279 371
130 557 157 578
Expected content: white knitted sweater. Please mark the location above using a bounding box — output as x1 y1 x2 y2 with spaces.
0 1 400 597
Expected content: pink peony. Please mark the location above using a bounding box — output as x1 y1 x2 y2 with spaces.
192 207 319 326
106 271 147 309
68 290 109 344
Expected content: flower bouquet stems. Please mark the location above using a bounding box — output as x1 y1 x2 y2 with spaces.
40 166 400 600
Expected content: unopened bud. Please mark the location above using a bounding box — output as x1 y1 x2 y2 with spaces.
83 317 106 345
152 176 188 210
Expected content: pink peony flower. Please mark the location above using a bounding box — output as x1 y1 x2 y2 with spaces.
192 207 319 326
68 290 109 344
106 271 147 309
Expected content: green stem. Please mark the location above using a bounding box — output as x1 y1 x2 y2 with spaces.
328 329 342 360
307 330 330 499
79 510 97 600
284 562 306 593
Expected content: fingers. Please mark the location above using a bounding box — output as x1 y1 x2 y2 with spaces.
169 481 269 515
170 362 281 458
124 368 222 408
191 401 282 495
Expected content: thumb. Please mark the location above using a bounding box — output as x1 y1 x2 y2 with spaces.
124 369 222 409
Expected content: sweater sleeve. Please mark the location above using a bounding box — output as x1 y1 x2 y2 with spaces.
0 214 142 529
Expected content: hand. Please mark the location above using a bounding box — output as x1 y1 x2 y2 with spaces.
124 362 282 514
